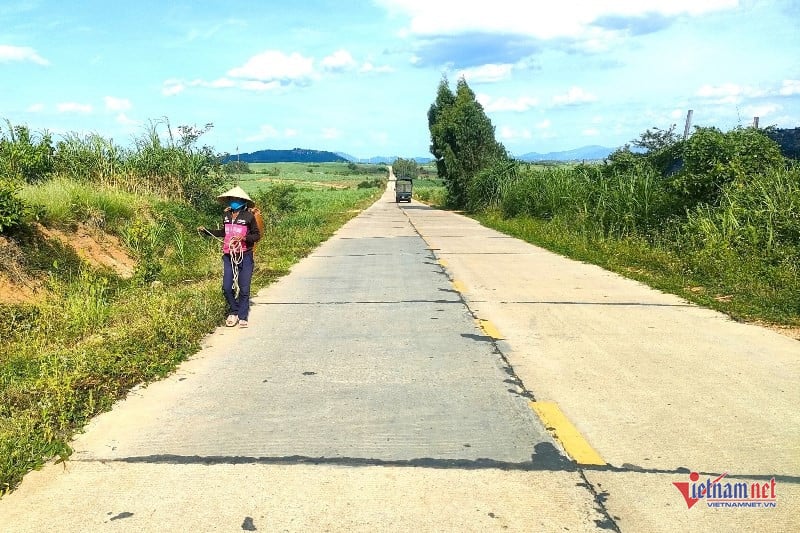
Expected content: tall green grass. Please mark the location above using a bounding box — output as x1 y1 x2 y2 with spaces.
18 178 146 229
470 161 800 324
1 118 225 212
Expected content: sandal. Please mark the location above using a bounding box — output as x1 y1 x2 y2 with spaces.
238 320 248 328
225 315 239 327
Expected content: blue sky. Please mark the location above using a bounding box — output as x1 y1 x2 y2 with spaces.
1 0 799 159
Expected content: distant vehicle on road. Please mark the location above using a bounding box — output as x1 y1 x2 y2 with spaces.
396 177 413 203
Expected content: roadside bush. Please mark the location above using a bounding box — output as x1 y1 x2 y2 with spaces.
124 121 225 209
18 178 140 230
0 179 29 234
501 167 587 221
603 145 647 176
670 126 785 207
223 161 252 174
466 159 518 212
261 166 281 176
680 167 800 258
253 183 307 226
357 178 384 189
500 163 678 238
53 133 121 185
0 121 54 184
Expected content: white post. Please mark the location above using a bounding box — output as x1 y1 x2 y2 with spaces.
683 110 694 139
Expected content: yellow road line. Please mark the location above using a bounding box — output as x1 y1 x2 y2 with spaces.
530 401 606 466
452 280 466 293
479 319 504 340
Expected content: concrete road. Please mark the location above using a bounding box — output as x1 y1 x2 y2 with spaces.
0 187 609 532
403 195 799 531
1 183 797 532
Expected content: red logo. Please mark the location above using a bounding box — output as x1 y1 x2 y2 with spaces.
673 472 777 509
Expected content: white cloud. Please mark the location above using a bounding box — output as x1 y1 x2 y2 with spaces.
322 128 342 139
457 63 513 83
57 102 92 114
498 126 532 141
536 119 551 129
104 96 131 112
244 125 302 143
0 45 49 65
163 76 279 95
321 49 356 72
696 83 738 97
206 77 236 89
27 103 44 113
162 80 185 96
239 80 281 91
742 103 781 118
582 128 600 136
360 62 394 74
778 80 800 96
245 125 280 142
479 94 539 112
227 50 314 82
115 113 139 126
696 83 764 104
552 86 597 106
377 0 738 40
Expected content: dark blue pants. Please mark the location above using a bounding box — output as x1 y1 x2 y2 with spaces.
222 251 254 320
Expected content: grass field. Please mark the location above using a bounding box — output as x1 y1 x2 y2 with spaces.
233 162 388 190
0 163 386 494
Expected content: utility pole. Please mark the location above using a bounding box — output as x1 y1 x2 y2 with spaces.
683 110 694 140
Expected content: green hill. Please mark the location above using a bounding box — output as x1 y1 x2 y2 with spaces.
224 148 347 164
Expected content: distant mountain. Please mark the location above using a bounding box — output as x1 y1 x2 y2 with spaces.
335 152 358 162
224 148 347 164
336 153 433 165
517 145 615 162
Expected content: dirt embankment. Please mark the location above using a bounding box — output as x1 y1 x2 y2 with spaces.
0 224 136 304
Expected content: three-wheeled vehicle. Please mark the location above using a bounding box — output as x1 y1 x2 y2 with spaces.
395 178 413 203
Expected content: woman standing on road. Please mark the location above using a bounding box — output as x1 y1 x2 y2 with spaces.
198 186 261 328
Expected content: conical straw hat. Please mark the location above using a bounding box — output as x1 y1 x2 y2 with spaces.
217 185 254 207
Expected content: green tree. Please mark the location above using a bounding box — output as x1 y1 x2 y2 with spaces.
223 161 252 174
428 77 507 208
427 76 456 182
631 124 680 152
392 157 418 179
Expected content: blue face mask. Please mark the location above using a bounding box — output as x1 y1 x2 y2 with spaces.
229 200 245 210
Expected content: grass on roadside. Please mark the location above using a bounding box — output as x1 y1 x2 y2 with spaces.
413 178 447 206
413 176 799 326
475 210 799 325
